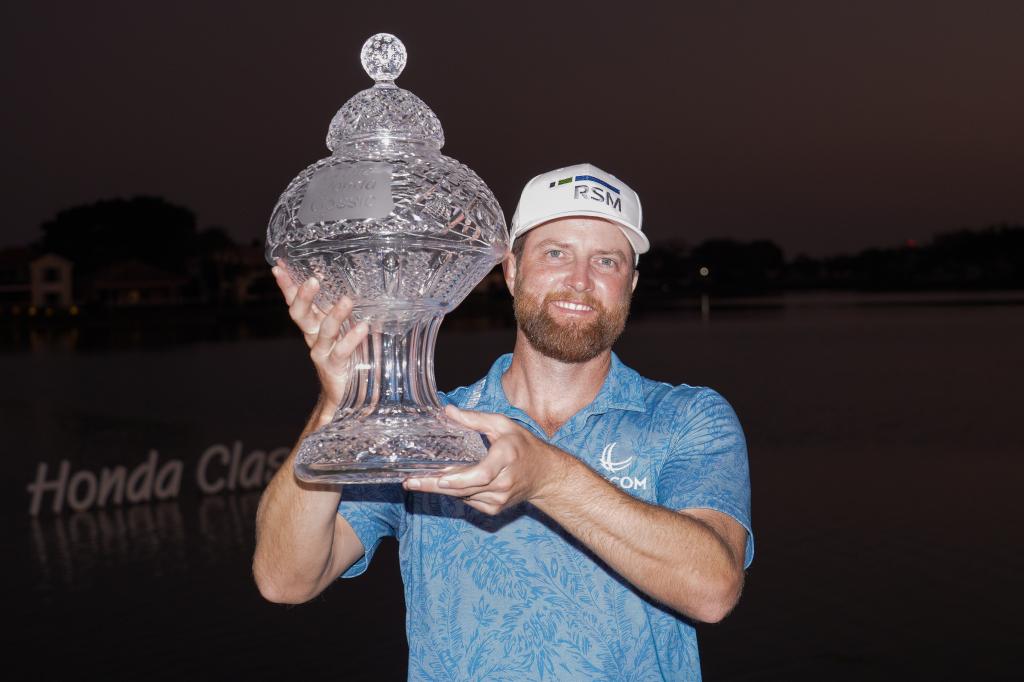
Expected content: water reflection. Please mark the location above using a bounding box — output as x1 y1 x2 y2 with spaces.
197 493 261 557
29 493 262 591
0 299 516 354
1 306 295 353
31 502 184 588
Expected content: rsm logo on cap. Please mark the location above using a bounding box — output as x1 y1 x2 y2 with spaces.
549 174 623 213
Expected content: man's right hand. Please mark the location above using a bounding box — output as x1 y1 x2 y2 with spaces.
272 260 370 413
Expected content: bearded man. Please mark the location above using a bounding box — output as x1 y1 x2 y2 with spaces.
254 163 753 681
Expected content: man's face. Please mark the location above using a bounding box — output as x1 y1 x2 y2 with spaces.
508 218 638 363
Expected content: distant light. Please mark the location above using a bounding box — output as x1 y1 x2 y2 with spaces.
70 305 79 316
698 266 710 277
44 307 54 317
28 306 37 316
905 239 918 248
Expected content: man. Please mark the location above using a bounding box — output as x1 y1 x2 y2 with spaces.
254 163 753 680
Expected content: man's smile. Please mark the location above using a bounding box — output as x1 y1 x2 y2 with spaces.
550 300 595 313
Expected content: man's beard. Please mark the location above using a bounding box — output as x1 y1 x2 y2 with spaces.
513 275 631 363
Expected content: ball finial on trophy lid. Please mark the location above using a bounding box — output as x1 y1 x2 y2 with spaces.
360 33 407 84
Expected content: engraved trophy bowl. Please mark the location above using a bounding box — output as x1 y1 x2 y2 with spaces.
266 33 508 484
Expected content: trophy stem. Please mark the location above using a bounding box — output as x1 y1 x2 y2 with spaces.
360 313 444 414
294 311 487 484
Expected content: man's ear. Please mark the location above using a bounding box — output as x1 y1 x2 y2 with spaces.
502 251 517 296
631 268 639 293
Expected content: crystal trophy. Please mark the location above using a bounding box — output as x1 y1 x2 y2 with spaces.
265 33 508 484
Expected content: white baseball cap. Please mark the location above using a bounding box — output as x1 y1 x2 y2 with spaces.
510 163 648 263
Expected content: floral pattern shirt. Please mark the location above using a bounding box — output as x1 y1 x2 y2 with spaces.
338 352 753 681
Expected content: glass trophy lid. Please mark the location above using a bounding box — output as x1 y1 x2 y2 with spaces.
326 33 445 152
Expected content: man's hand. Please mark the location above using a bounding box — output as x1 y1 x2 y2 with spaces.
402 405 569 515
272 260 369 411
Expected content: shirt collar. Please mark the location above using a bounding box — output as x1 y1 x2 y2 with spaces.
474 350 647 417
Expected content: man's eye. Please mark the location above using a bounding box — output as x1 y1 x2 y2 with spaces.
598 257 616 267
545 249 564 258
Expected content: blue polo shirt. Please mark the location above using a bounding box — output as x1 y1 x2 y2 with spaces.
338 352 753 681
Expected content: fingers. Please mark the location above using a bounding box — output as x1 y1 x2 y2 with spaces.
403 476 452 494
404 450 506 493
437 462 502 490
272 260 325 332
311 301 369 369
404 475 498 498
273 263 363 352
309 296 353 356
271 261 300 305
403 472 512 516
444 405 514 440
286 277 326 337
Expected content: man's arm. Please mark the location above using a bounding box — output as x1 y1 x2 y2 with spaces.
404 405 748 623
532 458 746 623
252 399 365 604
252 266 371 604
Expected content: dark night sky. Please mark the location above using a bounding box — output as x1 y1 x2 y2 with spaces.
3 1 1023 257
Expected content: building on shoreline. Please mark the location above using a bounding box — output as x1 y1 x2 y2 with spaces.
0 249 74 313
0 242 278 314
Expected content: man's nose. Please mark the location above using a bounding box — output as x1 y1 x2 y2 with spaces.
567 260 593 292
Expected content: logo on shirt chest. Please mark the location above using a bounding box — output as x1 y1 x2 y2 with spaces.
598 442 647 490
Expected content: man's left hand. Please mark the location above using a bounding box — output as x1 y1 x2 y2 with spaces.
402 405 568 515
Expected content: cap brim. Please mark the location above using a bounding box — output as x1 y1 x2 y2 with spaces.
514 210 649 256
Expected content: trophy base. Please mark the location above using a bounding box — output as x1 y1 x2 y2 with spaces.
298 459 459 484
294 416 488 484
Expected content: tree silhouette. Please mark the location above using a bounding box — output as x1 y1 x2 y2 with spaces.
38 196 199 277
691 239 785 294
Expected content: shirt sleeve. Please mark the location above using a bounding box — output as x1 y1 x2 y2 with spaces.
337 483 405 578
656 387 754 568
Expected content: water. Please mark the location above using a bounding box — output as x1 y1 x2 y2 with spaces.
6 294 1023 680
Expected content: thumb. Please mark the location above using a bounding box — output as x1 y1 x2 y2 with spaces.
444 404 510 439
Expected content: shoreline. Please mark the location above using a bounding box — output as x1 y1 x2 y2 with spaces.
3 289 1023 354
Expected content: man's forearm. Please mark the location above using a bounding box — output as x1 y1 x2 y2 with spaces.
532 452 743 622
253 398 342 603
